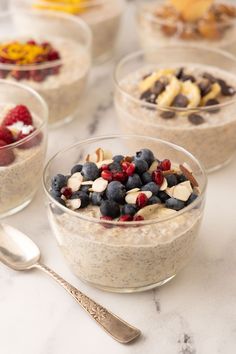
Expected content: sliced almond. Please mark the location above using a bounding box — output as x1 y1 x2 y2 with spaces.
160 177 168 191
163 169 179 176
179 164 199 187
67 172 83 192
81 181 93 185
66 198 81 211
127 188 140 194
125 191 152 204
135 204 161 220
85 153 98 163
91 177 108 193
166 181 192 201
148 160 159 173
96 148 104 162
96 159 113 169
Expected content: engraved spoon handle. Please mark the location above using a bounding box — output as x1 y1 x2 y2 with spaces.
34 263 141 344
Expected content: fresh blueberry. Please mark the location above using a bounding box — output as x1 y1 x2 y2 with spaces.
80 185 91 193
121 204 137 216
81 162 99 181
106 181 126 204
134 159 149 175
71 164 83 175
166 174 178 187
100 200 120 218
148 196 161 205
109 162 122 172
126 174 142 190
141 172 152 184
135 148 155 167
54 196 66 206
158 191 170 202
91 192 104 206
71 191 89 208
186 193 198 206
50 189 61 198
141 182 159 195
113 155 124 163
51 174 67 191
177 174 187 183
165 197 185 211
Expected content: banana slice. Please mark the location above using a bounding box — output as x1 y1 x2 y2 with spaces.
170 0 214 22
201 82 221 106
181 80 201 108
33 0 86 15
156 76 181 107
139 69 175 93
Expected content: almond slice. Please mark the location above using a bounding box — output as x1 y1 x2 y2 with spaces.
92 177 108 193
166 181 192 201
96 159 113 169
81 181 93 185
126 188 140 194
85 153 98 163
66 198 81 211
67 172 83 192
135 204 161 220
125 191 152 204
179 164 199 187
148 160 159 173
160 177 168 191
96 148 104 162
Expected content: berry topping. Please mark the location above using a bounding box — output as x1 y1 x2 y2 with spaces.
3 105 33 126
82 162 99 181
90 192 104 206
152 170 164 186
159 159 171 171
101 170 113 181
70 191 90 208
121 204 138 216
112 171 127 183
0 139 15 166
100 200 120 219
126 174 142 190
119 214 133 222
126 163 136 176
165 197 185 211
71 164 83 175
112 155 124 163
136 148 155 167
136 193 148 209
133 159 149 174
141 172 152 184
61 187 73 199
51 174 67 191
0 126 14 144
141 182 160 195
133 215 144 222
106 181 126 204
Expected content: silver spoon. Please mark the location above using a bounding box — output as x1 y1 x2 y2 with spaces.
0 223 141 344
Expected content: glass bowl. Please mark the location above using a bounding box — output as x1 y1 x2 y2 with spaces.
137 0 236 54
43 135 207 293
0 79 48 218
12 0 125 63
114 46 236 172
0 10 91 127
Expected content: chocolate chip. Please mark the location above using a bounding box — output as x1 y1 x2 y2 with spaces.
202 72 216 83
161 111 176 119
217 78 235 96
181 74 196 82
198 80 211 97
205 98 220 113
188 113 205 125
142 73 152 80
176 67 184 79
152 80 166 96
172 94 189 108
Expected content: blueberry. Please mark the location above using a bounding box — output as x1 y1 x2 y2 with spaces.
186 193 198 206
71 164 83 175
109 162 122 172
100 200 120 218
165 197 185 211
141 172 152 184
54 196 66 206
80 185 91 193
141 182 159 195
106 181 126 204
177 174 187 183
126 174 142 190
82 162 99 181
134 159 149 175
148 196 161 205
50 189 61 198
158 191 170 202
51 174 67 191
121 204 138 216
135 148 155 167
113 155 124 163
71 191 89 208
166 174 178 187
91 192 104 206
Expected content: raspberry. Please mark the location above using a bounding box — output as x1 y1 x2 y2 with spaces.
119 214 133 222
0 126 14 144
3 105 33 126
0 139 15 166
136 193 148 209
160 159 171 171
47 50 60 61
133 215 144 221
126 163 135 176
152 170 164 185
101 170 113 182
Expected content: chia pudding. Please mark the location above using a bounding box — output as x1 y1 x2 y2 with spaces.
0 102 47 217
114 48 236 172
137 0 236 53
44 138 206 292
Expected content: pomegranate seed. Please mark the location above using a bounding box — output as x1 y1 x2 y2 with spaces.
160 159 171 171
133 215 144 221
121 161 130 171
61 187 72 199
152 170 164 185
100 216 113 221
119 214 133 222
113 171 127 183
101 170 113 181
126 163 135 176
101 164 109 171
136 193 148 208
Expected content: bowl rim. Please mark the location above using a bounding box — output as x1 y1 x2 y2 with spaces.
113 44 236 114
0 9 92 71
0 79 48 149
42 134 207 226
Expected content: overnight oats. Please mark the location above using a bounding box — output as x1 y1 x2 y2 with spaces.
13 0 125 62
0 80 48 218
114 46 236 172
137 0 236 53
43 136 207 292
0 11 91 127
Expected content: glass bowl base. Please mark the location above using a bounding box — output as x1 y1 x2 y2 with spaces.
0 198 33 219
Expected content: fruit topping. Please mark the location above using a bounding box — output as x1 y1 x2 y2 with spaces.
3 105 33 126
34 0 87 15
0 139 15 166
0 126 14 144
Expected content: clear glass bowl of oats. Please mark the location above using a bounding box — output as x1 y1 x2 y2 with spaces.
43 135 207 293
12 0 125 63
0 10 91 127
114 45 236 172
137 0 236 55
0 79 48 218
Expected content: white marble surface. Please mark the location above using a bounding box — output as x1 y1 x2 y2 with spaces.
1 2 236 354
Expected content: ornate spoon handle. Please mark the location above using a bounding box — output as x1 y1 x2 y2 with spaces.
35 263 141 344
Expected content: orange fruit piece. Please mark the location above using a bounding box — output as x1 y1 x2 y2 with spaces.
170 0 214 22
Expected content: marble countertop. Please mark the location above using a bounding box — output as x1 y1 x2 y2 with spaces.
1 2 236 354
